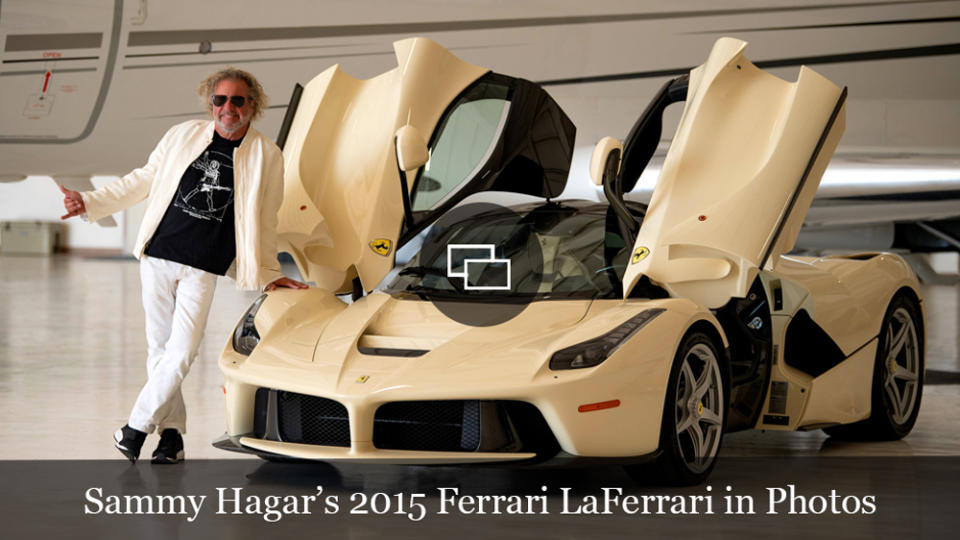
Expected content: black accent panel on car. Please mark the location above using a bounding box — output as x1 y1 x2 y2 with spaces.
760 87 847 270
784 310 847 377
769 381 788 414
373 400 558 456
357 346 429 357
401 73 575 246
625 275 670 300
771 279 784 311
374 400 495 452
253 387 269 438
276 83 303 150
601 146 638 243
279 391 350 446
763 414 789 426
486 77 576 199
713 277 772 432
253 389 351 447
618 74 688 194
500 401 561 458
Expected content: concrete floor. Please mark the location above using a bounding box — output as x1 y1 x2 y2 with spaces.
0 253 957 460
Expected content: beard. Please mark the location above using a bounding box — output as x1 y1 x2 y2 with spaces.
216 113 248 135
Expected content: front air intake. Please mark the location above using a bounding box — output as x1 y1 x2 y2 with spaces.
374 400 482 451
372 400 559 456
254 388 350 447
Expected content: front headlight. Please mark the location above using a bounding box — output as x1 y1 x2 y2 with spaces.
549 308 665 370
232 294 267 355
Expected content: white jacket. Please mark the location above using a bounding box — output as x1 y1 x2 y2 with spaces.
82 120 285 290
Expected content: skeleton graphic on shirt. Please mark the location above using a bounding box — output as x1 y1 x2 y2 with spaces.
175 150 233 221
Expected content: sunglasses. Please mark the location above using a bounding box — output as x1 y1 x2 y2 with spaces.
211 95 248 107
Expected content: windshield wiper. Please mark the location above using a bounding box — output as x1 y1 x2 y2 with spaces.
397 266 465 293
395 284 463 299
398 266 447 278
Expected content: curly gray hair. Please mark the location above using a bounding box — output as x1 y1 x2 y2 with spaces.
197 67 267 120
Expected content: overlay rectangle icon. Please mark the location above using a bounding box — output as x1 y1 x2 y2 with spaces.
447 244 511 290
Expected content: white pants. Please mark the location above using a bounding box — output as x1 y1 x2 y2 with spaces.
128 256 218 434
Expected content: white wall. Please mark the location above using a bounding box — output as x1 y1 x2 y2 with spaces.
0 175 125 250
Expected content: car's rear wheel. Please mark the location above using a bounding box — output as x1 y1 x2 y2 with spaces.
627 330 728 485
825 293 924 440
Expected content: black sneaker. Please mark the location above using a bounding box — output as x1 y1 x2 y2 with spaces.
152 429 185 464
113 425 146 463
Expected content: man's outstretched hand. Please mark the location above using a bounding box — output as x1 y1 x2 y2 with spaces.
59 184 86 220
265 277 308 291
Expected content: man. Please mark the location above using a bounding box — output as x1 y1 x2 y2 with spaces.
59 67 306 464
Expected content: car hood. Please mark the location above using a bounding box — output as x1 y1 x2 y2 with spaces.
260 292 591 394
277 37 489 294
623 38 846 308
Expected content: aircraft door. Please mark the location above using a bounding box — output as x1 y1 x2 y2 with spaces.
0 0 120 144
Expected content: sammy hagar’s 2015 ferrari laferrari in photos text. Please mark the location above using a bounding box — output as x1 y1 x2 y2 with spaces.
214 37 924 485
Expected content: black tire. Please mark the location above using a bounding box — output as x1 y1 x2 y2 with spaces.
824 293 924 440
626 330 729 486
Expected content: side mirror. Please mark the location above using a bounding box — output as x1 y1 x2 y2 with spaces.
394 125 429 172
589 136 623 186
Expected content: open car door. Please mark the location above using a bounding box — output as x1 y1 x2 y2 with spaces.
277 37 575 294
622 38 847 308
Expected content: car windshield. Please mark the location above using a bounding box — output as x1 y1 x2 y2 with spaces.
386 202 633 300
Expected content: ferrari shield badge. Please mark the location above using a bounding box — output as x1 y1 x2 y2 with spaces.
631 246 650 264
369 238 392 256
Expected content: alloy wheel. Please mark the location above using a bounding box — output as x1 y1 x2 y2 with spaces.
674 342 724 473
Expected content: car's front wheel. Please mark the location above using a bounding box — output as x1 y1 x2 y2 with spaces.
627 330 728 485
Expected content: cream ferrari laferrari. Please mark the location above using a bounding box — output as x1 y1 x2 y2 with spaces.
214 37 924 485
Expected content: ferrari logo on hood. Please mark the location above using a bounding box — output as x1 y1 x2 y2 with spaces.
632 247 650 264
369 239 392 257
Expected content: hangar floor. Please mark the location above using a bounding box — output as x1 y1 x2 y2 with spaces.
0 253 957 460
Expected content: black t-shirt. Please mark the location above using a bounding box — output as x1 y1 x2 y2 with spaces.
145 132 243 275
